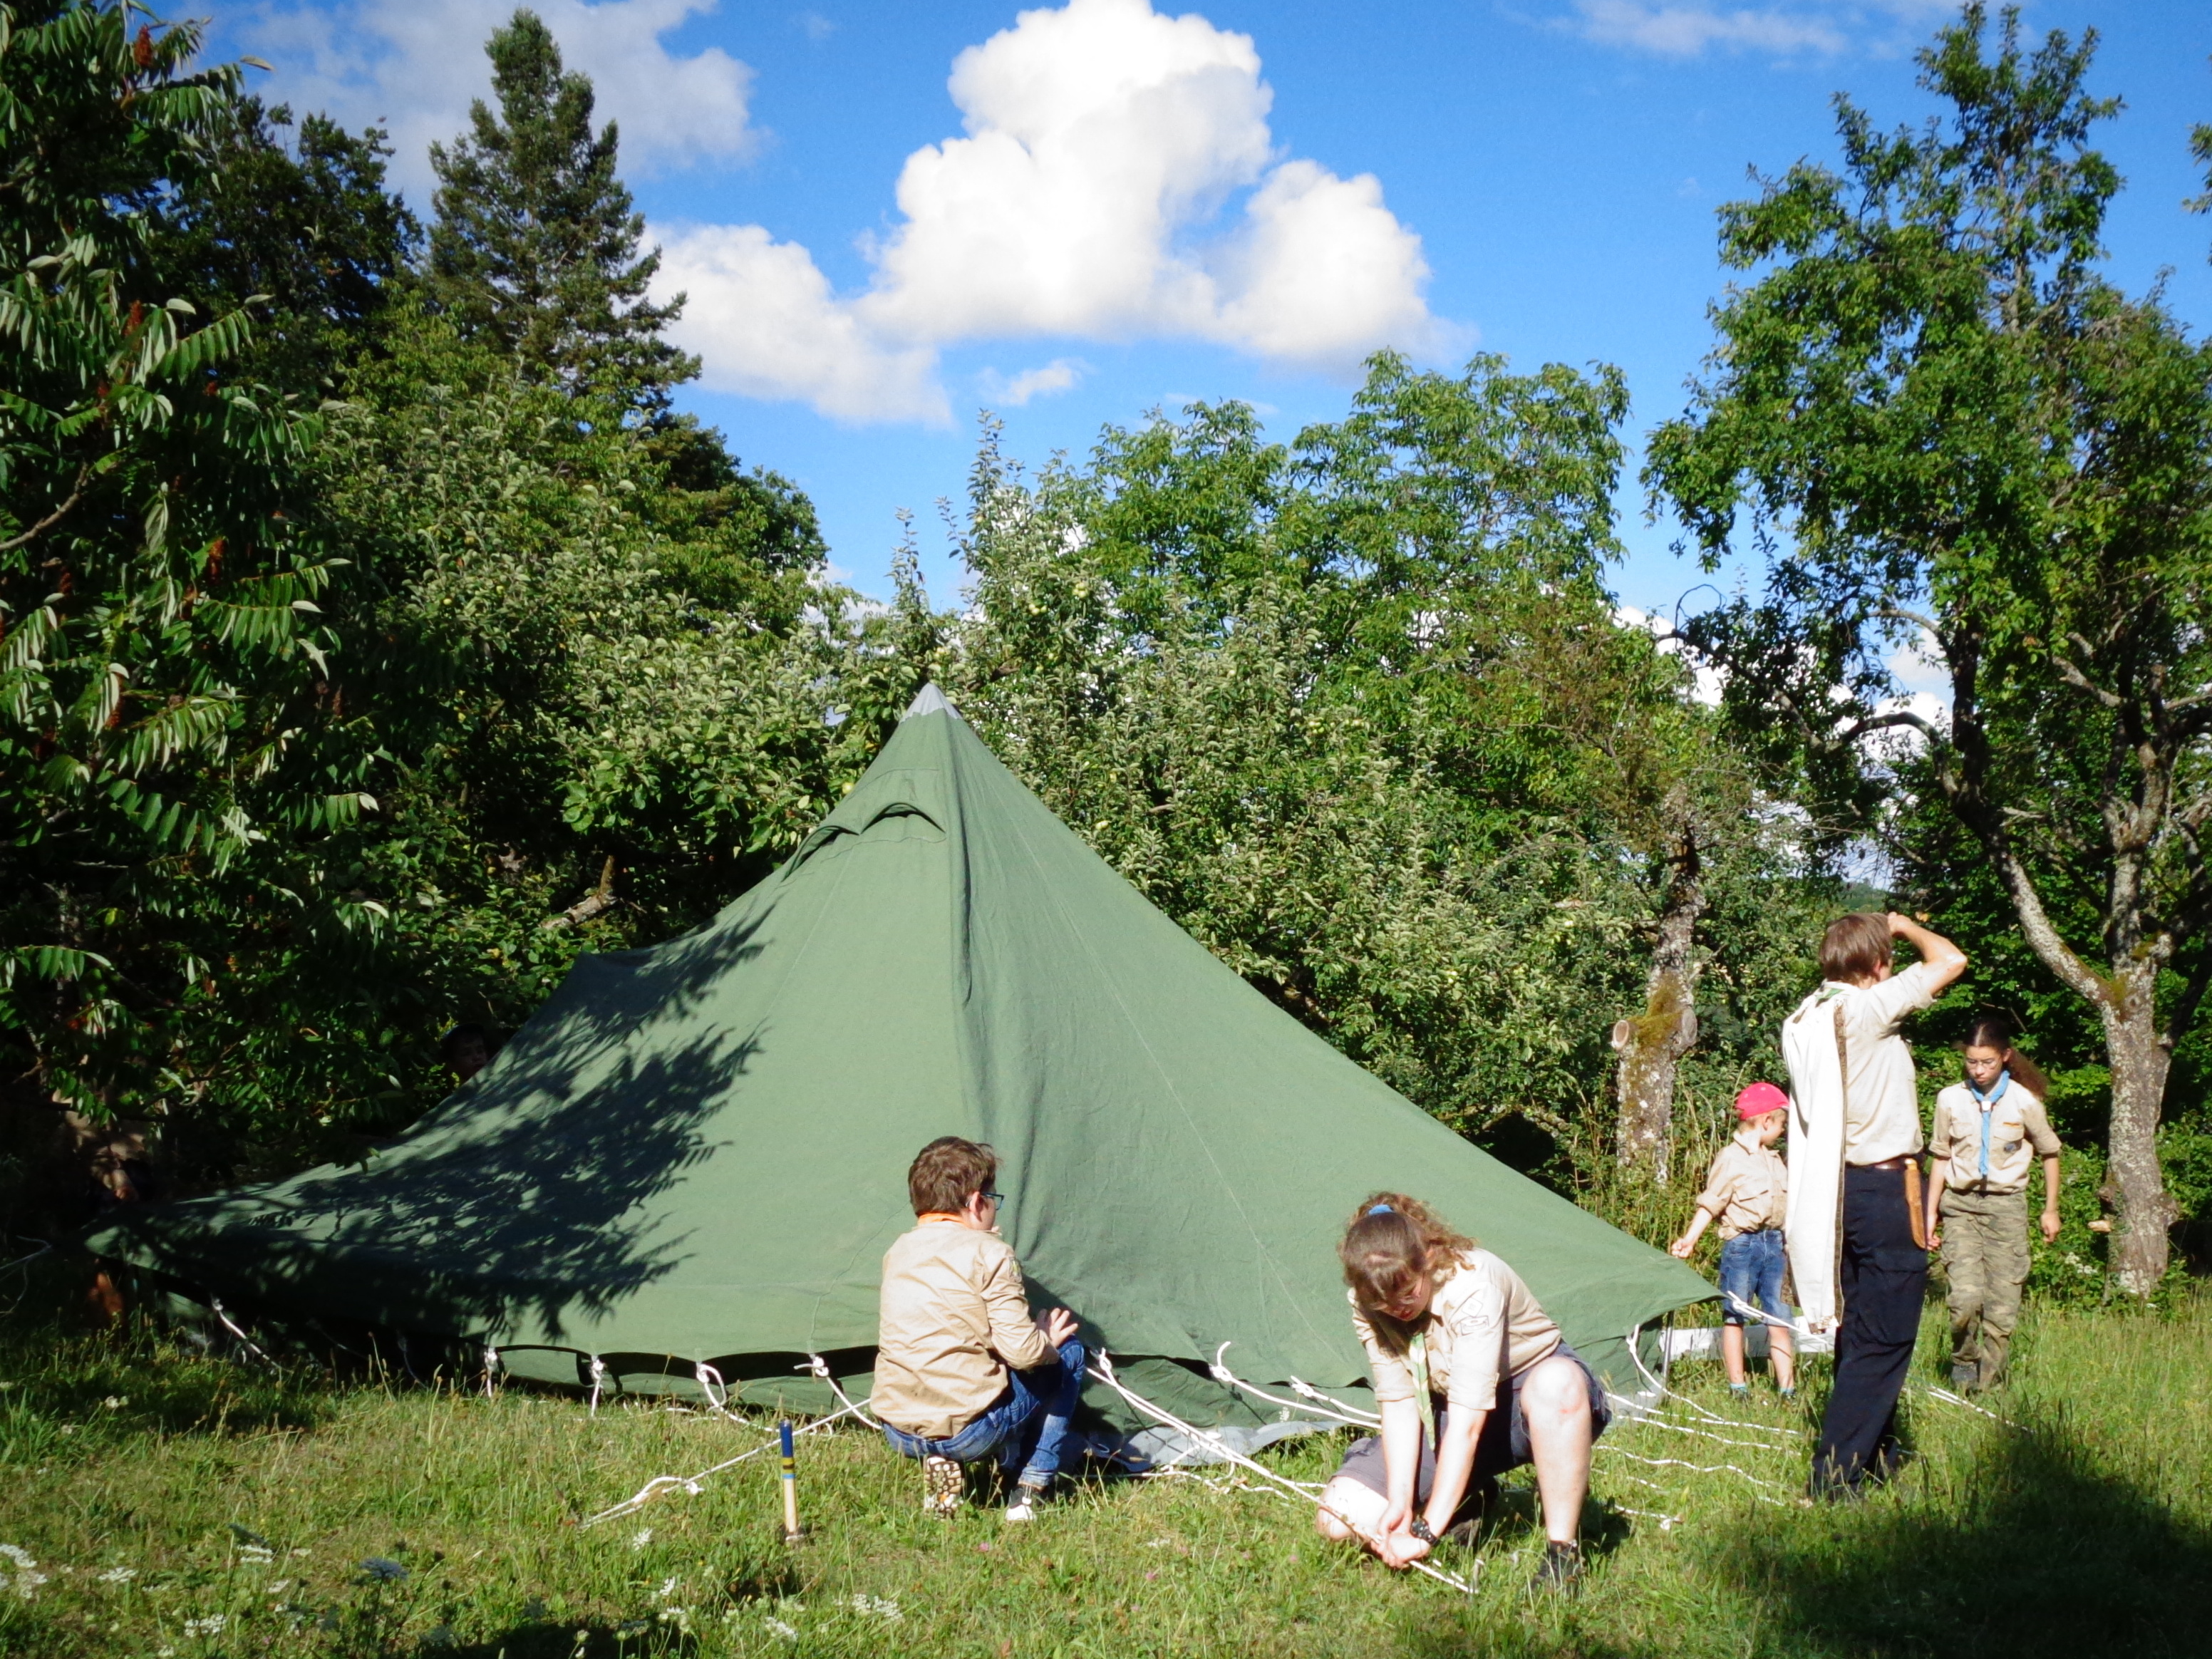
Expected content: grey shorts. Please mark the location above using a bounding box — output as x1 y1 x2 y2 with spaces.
1330 1340 1609 1513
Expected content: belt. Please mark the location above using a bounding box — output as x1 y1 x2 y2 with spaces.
1851 1156 1920 1172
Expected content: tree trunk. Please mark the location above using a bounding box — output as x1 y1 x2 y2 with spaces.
2102 962 2180 1295
1613 818 1702 1185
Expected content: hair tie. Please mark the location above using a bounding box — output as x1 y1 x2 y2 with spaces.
1367 1203 1395 1216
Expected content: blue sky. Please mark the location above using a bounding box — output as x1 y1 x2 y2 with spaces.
219 1 2212 615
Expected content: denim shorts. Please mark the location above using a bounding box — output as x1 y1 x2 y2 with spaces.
1719 1226 1792 1328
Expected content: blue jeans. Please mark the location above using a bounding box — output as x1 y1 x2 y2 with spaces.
881 1340 1087 1490
1720 1227 1792 1328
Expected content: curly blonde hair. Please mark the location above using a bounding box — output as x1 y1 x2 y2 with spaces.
1339 1192 1477 1346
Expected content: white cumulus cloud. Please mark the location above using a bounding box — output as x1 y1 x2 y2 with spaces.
239 0 758 198
656 0 1441 425
980 358 1090 406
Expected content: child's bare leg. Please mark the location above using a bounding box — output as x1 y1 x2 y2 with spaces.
1315 1477 1389 1549
1769 1325 1796 1392
1722 1323 1747 1387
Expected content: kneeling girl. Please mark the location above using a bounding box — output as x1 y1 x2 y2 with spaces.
1316 1194 1609 1591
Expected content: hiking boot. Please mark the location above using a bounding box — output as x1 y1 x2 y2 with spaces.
1003 1481 1050 1524
921 1454 963 1517
1530 1539 1583 1595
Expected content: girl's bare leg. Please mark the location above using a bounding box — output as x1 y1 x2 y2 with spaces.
1520 1355 1593 1545
1722 1323 1747 1387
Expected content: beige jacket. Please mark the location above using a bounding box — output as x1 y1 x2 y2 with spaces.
1348 1249 1561 1415
872 1221 1055 1438
1696 1136 1789 1238
1931 1081 2061 1195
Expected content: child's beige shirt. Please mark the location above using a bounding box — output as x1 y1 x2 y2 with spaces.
1930 1082 2061 1196
1695 1134 1789 1239
1348 1248 1561 1415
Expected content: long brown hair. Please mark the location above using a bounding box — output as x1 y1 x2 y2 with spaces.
1961 1013 2050 1099
1340 1193 1477 1345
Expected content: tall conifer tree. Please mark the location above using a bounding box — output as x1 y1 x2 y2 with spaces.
425 9 696 410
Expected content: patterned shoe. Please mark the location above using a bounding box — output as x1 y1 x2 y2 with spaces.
922 1454 963 1517
1004 1479 1050 1524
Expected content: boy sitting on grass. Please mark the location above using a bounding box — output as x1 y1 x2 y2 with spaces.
1670 1082 1797 1398
872 1136 1086 1523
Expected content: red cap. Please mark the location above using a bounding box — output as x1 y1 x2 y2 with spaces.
1735 1082 1790 1121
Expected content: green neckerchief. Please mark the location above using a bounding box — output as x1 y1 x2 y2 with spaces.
1407 1330 1436 1440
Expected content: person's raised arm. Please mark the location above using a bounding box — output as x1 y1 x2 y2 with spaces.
1888 912 1967 997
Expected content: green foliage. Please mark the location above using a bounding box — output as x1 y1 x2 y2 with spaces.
946 357 1831 1174
423 6 696 413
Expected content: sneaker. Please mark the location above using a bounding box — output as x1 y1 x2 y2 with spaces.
922 1454 963 1518
1004 1482 1048 1524
1949 1363 1978 1391
1531 1539 1583 1595
1778 1387 1797 1401
1729 1382 1750 1397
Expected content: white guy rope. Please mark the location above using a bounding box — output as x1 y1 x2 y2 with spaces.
1208 1344 1376 1431
1723 1292 1802 1333
1085 1352 1477 1595
587 1355 608 1416
1624 1322 1799 1441
1612 1504 1683 1531
482 1345 501 1401
579 1398 874 1529
1288 1377 1382 1425
1604 1396 1801 1454
207 1296 277 1368
803 1354 878 1423
1922 1385 2009 1425
1594 1444 1788 1506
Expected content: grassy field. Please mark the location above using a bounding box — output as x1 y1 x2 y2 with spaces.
2 1288 2209 1659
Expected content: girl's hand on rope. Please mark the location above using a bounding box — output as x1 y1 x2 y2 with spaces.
1378 1522 1432 1570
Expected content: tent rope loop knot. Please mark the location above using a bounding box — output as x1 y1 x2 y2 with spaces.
588 1355 608 1416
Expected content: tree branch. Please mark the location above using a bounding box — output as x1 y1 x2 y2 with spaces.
0 464 92 554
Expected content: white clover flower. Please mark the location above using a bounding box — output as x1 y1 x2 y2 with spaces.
629 1527 652 1551
764 1616 799 1640
102 1395 128 1410
183 1613 227 1635
98 1566 136 1583
848 1593 902 1622
653 1576 678 1600
0 1544 47 1601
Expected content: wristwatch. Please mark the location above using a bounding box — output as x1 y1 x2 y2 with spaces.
1408 1516 1437 1544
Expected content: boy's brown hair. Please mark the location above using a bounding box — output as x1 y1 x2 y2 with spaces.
1340 1192 1477 1350
907 1136 998 1216
1819 912 1893 985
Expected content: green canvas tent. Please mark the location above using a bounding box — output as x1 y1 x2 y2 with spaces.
84 688 1710 1422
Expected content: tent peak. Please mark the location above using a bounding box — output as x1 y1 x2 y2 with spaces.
902 683 962 722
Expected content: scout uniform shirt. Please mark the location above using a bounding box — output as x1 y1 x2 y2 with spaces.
1348 1248 1561 1416
1930 1079 2061 1195
872 1220 1055 1439
1780 958 1944 1328
1695 1134 1789 1238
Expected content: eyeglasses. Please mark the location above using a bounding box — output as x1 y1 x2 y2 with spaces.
980 1191 1004 1205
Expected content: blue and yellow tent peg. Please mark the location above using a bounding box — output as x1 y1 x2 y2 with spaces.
779 1419 803 1543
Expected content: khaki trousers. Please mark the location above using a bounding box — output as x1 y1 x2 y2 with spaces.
1940 1187 2030 1389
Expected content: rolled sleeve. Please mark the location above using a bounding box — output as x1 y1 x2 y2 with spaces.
1349 1303 1416 1404
2020 1098 2064 1159
1861 960 1939 1033
1440 1285 1506 1415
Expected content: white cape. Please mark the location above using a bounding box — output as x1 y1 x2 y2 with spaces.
1781 988 1847 1330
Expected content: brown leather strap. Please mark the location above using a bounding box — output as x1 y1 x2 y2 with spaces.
1903 1161 1928 1251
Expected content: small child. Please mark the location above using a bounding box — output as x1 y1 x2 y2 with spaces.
872 1136 1087 1523
1670 1082 1797 1397
1926 1015 2063 1392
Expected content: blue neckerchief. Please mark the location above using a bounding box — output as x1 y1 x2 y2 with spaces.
1967 1069 2010 1180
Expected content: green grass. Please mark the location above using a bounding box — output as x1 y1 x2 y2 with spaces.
3 1285 2210 1658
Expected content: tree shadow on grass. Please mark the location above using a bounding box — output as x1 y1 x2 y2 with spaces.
1708 1400 2212 1658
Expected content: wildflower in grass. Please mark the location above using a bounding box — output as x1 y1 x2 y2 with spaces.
658 1605 695 1636
237 1544 274 1565
268 1578 291 1593
183 1613 227 1635
358 1556 409 1582
629 1526 652 1550
98 1566 136 1583
848 1593 902 1621
1 1544 48 1599
764 1616 799 1640
653 1575 679 1600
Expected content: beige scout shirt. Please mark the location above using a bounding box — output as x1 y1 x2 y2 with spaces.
1931 1081 2062 1195
1783 961 1942 1164
1696 1135 1789 1238
872 1221 1055 1439
1348 1249 1561 1415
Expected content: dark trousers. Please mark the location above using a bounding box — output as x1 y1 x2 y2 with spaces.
1812 1162 1927 1497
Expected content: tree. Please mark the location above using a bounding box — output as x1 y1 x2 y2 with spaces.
1648 5 2212 1293
0 1 368 1116
423 9 696 411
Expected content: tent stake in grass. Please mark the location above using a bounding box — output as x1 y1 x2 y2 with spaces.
780 1419 804 1544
